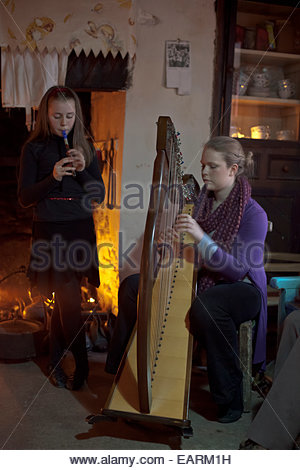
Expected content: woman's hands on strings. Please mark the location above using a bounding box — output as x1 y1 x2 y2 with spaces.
157 226 181 258
157 227 178 245
157 215 205 245
53 148 86 181
174 214 205 244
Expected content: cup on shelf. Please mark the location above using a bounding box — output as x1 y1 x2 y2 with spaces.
277 79 296 99
251 125 270 139
252 73 269 88
238 71 249 96
233 70 249 96
276 129 295 141
230 126 245 138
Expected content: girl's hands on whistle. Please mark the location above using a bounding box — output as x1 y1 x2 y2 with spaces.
53 157 76 181
67 148 85 172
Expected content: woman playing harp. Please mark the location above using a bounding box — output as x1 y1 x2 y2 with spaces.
105 135 268 424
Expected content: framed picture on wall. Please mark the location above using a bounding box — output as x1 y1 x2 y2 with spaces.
165 40 191 95
166 40 190 68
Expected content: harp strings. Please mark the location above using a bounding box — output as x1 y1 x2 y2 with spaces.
149 137 183 377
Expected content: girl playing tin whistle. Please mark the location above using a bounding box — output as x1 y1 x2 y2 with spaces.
18 86 105 391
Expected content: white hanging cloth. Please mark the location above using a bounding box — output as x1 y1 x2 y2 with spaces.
1 46 68 129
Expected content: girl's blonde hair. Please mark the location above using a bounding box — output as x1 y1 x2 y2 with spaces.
204 136 254 178
24 86 93 165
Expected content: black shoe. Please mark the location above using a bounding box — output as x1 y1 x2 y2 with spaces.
66 367 89 391
48 365 67 388
218 406 243 423
217 385 243 423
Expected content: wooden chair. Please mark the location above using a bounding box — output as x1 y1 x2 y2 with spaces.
239 320 253 412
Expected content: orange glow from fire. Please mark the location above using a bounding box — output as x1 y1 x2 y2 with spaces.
93 205 119 315
90 91 126 316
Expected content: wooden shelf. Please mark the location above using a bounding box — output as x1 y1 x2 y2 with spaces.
238 1 296 17
235 48 300 66
232 95 300 107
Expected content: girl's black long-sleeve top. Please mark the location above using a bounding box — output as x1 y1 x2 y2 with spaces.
18 134 105 222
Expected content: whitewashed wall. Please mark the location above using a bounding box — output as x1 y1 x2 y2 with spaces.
119 0 216 279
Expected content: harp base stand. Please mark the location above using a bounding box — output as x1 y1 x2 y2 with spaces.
181 426 193 438
86 413 194 439
86 414 117 425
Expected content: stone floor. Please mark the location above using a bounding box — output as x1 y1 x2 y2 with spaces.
0 348 264 451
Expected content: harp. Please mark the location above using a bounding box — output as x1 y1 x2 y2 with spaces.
94 117 198 435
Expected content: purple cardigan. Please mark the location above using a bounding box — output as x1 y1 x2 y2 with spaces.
202 198 268 366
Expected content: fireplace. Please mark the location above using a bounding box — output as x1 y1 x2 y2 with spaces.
0 45 131 359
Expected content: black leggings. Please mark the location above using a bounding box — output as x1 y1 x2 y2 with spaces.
106 275 261 406
49 275 87 369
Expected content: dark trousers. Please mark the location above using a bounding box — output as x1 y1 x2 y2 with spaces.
105 274 139 373
189 281 261 404
49 275 88 371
